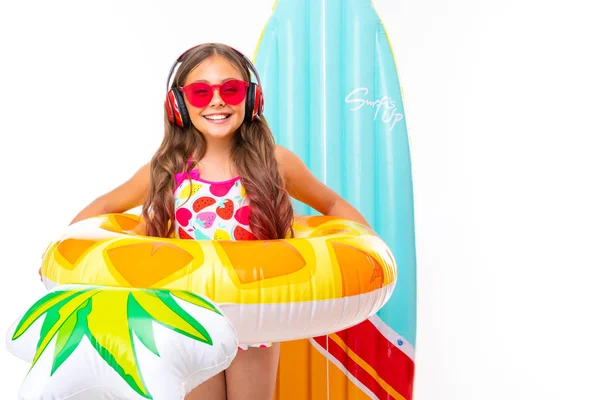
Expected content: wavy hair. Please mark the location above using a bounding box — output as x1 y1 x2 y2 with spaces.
141 43 294 240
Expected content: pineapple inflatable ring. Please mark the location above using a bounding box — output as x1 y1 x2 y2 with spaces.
39 213 397 344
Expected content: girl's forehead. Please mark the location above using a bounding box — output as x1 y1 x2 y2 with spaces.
185 55 244 84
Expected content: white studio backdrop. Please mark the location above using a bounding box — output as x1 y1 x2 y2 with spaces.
1 0 599 399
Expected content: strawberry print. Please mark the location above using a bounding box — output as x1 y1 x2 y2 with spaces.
209 180 237 197
233 225 257 241
196 212 216 229
216 199 234 220
234 205 250 225
193 196 216 212
174 173 256 243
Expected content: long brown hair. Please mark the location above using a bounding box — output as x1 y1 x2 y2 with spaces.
142 43 294 240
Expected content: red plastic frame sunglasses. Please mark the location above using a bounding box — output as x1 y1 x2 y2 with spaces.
180 79 249 108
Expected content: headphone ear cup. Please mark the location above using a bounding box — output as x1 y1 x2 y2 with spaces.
255 84 264 119
171 89 191 128
245 83 263 122
165 90 177 125
245 83 256 123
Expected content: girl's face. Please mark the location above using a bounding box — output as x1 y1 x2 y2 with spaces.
182 55 246 141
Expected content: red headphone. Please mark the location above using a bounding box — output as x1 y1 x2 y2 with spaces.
165 44 264 128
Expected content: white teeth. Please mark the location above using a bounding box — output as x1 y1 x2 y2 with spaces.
204 114 229 120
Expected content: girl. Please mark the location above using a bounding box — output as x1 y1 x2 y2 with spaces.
66 43 369 400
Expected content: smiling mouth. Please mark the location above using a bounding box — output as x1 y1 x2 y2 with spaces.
204 114 232 121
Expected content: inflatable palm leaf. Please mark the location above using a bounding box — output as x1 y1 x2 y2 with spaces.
11 287 220 399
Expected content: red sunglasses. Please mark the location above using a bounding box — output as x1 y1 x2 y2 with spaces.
180 79 249 108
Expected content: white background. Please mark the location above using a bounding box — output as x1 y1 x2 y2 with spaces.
1 0 599 399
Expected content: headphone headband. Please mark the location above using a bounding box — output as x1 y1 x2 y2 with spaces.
165 43 262 92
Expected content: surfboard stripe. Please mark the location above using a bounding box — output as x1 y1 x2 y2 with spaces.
331 333 410 400
313 335 407 400
276 338 377 400
309 338 379 400
369 315 415 360
336 320 415 397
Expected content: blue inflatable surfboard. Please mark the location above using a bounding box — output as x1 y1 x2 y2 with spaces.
254 0 416 399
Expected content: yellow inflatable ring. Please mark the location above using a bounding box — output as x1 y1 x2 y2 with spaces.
41 213 397 344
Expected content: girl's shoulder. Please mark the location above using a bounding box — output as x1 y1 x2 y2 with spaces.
275 144 293 181
275 145 314 183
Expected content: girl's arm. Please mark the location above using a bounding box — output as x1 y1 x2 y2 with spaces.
69 163 151 225
275 146 371 227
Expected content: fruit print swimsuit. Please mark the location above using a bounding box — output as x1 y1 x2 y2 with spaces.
173 171 255 242
173 165 270 350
